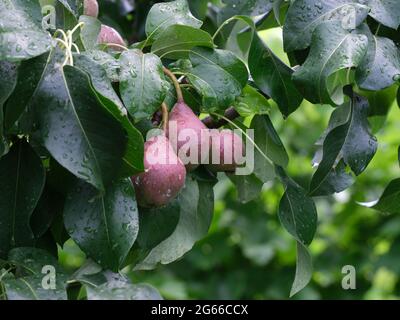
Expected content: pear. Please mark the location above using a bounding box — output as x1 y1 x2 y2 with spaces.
167 102 209 170
97 25 126 50
206 129 245 172
83 0 99 17
132 134 186 207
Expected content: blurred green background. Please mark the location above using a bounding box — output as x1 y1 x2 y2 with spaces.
59 24 400 300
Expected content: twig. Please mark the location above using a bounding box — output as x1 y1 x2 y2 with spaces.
163 67 184 103
202 107 240 129
161 102 169 132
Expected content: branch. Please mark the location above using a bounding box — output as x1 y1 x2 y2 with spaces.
202 107 240 129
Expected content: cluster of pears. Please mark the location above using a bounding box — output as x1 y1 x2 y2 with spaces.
132 97 245 208
83 0 244 208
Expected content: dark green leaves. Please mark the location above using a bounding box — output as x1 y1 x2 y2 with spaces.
135 177 214 270
293 22 368 105
233 85 271 117
283 0 369 52
145 0 202 42
151 25 214 59
219 0 273 21
0 141 45 258
249 33 302 117
276 167 317 296
365 0 400 29
2 248 67 300
356 25 400 90
79 15 101 51
309 92 377 196
136 201 180 250
278 174 317 246
190 47 249 88
0 0 52 61
32 50 127 191
73 54 145 176
119 49 168 122
86 277 162 300
187 47 248 111
369 178 400 215
4 53 49 132
0 61 17 155
64 179 139 271
290 242 313 298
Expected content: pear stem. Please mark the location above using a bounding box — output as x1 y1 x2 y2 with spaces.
161 102 169 132
163 67 184 103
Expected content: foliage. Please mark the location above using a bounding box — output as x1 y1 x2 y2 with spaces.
0 0 399 300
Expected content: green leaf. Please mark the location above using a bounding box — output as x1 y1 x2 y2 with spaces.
151 25 214 59
309 92 377 195
79 15 101 51
30 186 60 240
356 25 400 90
293 21 368 105
57 0 80 18
4 53 49 132
370 178 400 214
290 242 313 297
217 0 274 37
189 47 249 88
73 54 145 177
64 179 138 270
358 85 398 133
233 85 271 117
64 179 139 271
364 0 400 29
3 275 67 300
186 47 247 112
3 248 67 300
119 49 168 122
8 247 60 274
73 54 123 110
249 33 302 118
0 61 17 156
135 177 214 270
31 49 127 191
145 0 202 43
251 115 289 169
187 64 243 111
82 50 119 82
87 279 162 300
0 61 17 112
277 169 317 246
0 141 45 258
283 0 369 52
310 160 354 196
136 200 181 250
398 87 400 108
227 173 264 203
219 0 273 19
0 0 52 61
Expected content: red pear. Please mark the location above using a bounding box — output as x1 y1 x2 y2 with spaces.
97 25 126 50
206 129 245 172
83 0 99 17
167 102 209 171
132 135 186 207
